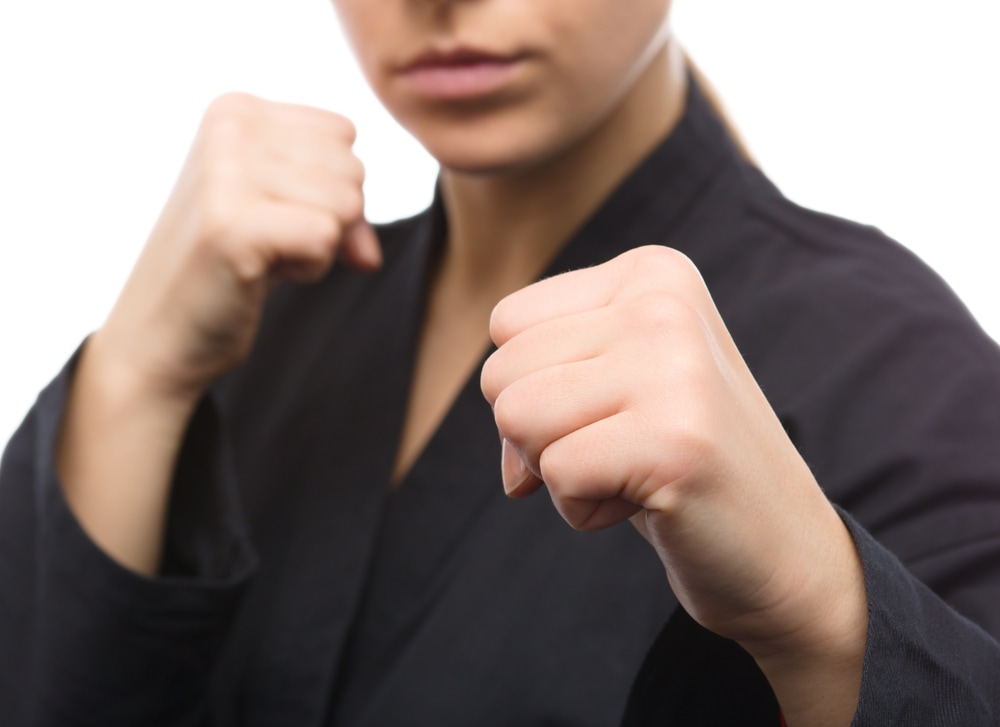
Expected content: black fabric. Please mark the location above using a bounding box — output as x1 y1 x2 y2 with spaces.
2 78 1000 725
620 607 780 727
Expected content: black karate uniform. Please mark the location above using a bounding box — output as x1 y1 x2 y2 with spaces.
2 81 999 726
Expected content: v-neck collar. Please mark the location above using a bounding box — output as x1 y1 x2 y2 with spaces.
373 70 736 621
390 71 737 492
231 75 741 727
226 202 442 727
325 76 741 722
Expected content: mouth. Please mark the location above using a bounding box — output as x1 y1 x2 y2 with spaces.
396 47 530 101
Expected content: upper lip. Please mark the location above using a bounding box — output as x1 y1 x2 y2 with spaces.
398 46 525 73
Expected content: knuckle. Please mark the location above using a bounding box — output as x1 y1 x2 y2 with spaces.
674 348 715 397
308 213 342 246
492 385 529 441
626 430 714 516
229 250 268 285
620 245 704 294
658 245 697 272
488 298 515 345
198 122 249 168
208 91 258 114
538 441 572 491
197 191 240 244
624 244 691 274
623 244 667 266
203 93 257 132
679 425 715 466
348 156 366 185
338 186 365 221
667 426 717 486
479 355 503 404
619 245 670 280
199 153 244 194
203 119 245 155
629 293 695 334
328 113 358 143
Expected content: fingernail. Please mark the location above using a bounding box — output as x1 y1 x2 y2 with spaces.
501 438 530 496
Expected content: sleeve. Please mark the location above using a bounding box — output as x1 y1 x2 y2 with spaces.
843 510 1000 725
620 507 1000 727
621 223 1000 724
0 351 257 726
784 248 1000 722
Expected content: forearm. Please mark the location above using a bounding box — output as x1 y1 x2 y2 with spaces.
56 331 202 576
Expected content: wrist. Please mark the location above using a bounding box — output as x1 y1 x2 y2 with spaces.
83 328 209 416
740 509 868 726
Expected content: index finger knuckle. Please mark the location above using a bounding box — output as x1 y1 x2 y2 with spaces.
479 352 506 405
489 295 520 347
619 245 705 295
325 113 358 144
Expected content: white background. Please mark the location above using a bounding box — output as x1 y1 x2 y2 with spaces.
1 1 997 446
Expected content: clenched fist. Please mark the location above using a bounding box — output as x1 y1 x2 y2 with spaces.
481 246 867 723
58 94 380 576
98 92 380 400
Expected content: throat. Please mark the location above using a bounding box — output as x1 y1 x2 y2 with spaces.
390 222 564 488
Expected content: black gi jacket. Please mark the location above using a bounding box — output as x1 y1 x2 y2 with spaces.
2 81 999 726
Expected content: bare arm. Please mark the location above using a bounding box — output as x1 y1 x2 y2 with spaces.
56 333 201 575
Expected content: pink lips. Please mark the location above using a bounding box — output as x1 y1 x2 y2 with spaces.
397 48 527 101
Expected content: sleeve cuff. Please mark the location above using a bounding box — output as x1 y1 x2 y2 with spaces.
838 507 1000 725
32 345 258 614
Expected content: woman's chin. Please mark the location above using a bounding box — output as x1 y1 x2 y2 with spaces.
384 90 591 178
433 151 531 177
419 129 571 178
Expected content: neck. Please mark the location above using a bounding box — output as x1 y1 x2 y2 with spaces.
436 36 688 300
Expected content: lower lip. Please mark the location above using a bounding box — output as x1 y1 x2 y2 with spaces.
398 59 524 101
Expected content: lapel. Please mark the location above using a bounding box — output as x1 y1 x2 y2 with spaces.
540 77 735 280
216 208 441 727
218 76 743 727
339 72 741 686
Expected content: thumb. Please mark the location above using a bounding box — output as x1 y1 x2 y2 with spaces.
629 511 654 545
340 220 383 271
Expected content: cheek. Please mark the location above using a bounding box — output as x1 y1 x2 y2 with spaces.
330 0 391 89
546 0 672 95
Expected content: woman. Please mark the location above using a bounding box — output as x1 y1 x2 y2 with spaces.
1 0 998 724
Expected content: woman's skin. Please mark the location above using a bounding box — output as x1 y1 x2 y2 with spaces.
56 0 867 724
